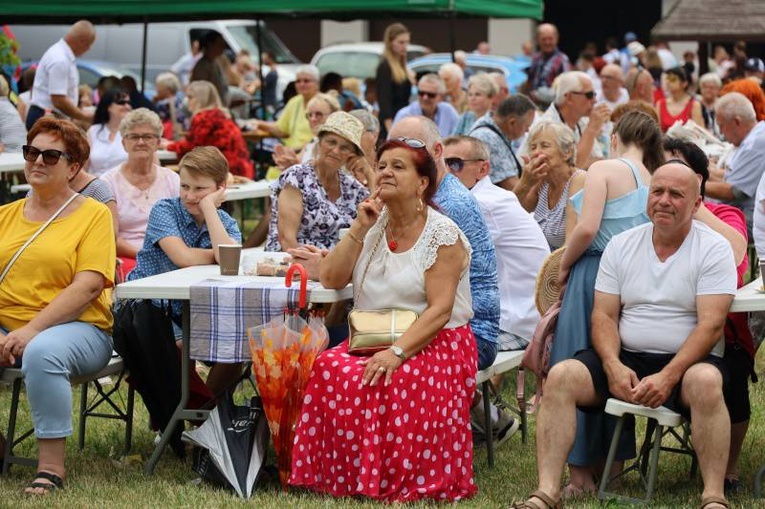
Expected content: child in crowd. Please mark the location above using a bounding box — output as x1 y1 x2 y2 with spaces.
128 145 243 394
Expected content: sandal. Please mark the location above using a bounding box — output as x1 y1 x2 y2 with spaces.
24 471 64 495
509 490 563 509
700 495 729 508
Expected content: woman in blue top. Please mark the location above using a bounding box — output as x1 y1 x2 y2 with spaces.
552 110 665 499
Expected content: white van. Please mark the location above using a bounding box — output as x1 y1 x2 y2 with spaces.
10 20 302 96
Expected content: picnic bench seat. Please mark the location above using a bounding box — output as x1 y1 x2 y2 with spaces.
0 354 134 473
475 350 527 467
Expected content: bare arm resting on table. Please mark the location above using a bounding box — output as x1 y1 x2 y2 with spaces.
276 184 304 251
158 187 237 266
0 270 106 364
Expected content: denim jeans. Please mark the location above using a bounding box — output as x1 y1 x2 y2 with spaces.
476 336 498 371
8 322 113 439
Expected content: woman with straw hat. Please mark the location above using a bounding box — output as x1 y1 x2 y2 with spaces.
265 111 371 252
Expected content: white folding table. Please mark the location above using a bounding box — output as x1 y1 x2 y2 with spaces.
115 262 351 474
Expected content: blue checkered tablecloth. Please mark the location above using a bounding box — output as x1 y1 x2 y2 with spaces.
189 279 311 362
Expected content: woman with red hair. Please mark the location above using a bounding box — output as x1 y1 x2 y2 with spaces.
721 78 765 122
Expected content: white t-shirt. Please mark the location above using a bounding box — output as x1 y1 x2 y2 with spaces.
595 221 736 356
88 125 128 176
30 39 78 113
596 88 629 111
353 207 474 329
471 177 549 340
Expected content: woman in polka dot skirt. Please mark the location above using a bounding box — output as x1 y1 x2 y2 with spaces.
289 139 478 502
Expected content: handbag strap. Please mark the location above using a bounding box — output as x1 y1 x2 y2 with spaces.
0 193 78 284
353 216 387 302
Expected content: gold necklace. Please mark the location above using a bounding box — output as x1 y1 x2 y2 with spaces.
387 215 420 251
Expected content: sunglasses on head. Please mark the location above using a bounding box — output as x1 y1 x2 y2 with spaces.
395 137 426 149
445 157 485 172
417 90 438 99
571 90 596 100
22 145 72 165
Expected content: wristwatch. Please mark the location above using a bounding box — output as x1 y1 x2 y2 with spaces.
390 345 406 360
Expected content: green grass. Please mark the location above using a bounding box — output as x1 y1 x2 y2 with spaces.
0 348 763 508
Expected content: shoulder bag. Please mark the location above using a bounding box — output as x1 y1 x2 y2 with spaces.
347 220 418 356
0 193 78 284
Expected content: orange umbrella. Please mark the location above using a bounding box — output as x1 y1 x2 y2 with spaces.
248 264 328 489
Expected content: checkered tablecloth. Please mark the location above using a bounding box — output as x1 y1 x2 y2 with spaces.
189 279 310 362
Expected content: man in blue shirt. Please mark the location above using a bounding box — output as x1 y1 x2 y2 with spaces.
392 74 459 138
389 116 518 446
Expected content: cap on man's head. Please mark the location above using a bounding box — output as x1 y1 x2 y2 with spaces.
745 57 765 73
624 32 638 44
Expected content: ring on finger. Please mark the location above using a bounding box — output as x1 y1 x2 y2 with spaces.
378 366 386 372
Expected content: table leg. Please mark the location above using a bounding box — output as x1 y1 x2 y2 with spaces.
145 301 209 475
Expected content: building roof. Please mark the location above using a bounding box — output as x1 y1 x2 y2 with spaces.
652 0 765 42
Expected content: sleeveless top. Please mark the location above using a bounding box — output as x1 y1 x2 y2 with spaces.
658 96 696 132
352 207 474 329
534 169 585 250
569 157 650 252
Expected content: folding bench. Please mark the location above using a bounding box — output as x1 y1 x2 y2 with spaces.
475 350 527 467
0 355 135 473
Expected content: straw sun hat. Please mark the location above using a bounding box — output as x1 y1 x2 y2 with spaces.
317 111 364 155
535 246 566 315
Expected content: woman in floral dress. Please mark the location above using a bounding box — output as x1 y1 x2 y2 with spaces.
265 111 371 252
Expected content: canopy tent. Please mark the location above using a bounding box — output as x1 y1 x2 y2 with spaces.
3 0 543 23
651 0 765 42
651 0 765 75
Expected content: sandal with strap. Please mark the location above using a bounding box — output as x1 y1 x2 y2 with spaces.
24 471 64 495
700 495 729 508
509 490 563 509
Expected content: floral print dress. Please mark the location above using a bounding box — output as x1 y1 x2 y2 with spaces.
265 163 369 251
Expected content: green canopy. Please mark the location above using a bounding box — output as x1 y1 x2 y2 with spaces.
3 0 542 23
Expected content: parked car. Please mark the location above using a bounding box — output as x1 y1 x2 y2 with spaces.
21 59 156 100
407 53 529 93
10 20 301 98
310 42 429 80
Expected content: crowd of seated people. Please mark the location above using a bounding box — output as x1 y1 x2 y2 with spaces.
2 17 765 508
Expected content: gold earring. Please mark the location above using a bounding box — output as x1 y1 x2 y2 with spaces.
416 198 424 212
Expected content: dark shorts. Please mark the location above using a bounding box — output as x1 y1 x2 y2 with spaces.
723 343 752 423
574 348 729 421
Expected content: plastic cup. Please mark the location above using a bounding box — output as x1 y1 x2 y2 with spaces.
219 244 242 276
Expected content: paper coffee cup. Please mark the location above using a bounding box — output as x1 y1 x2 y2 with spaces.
219 244 243 276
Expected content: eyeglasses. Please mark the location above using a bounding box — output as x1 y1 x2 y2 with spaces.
418 90 438 99
114 99 131 106
570 91 596 100
296 78 315 84
305 111 327 120
22 145 72 165
395 137 426 149
124 133 160 142
445 157 485 172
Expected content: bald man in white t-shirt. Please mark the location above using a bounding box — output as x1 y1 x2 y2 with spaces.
517 163 737 509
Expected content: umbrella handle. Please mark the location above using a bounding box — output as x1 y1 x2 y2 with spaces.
285 263 308 309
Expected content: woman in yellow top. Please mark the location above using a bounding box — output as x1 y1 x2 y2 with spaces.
0 118 116 495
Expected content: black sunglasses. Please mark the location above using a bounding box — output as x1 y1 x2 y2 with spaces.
395 137 426 149
445 157 485 172
22 145 72 165
417 90 438 99
114 99 131 106
570 90 596 100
